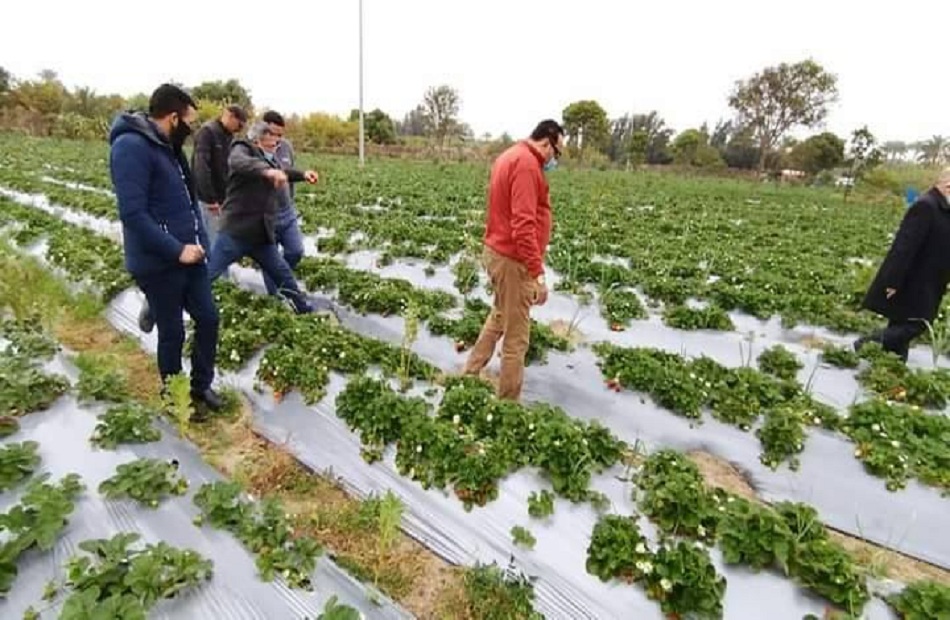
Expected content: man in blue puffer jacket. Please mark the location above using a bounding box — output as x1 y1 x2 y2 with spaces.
108 83 223 413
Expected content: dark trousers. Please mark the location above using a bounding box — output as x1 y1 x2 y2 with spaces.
869 319 926 362
263 207 305 297
208 231 312 313
135 264 219 392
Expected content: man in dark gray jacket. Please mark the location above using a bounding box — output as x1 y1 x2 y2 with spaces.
205 121 318 313
260 110 310 299
192 104 247 247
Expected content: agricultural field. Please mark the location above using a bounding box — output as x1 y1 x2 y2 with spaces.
1 133 950 619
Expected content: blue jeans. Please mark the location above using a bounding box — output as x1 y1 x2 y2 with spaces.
135 264 219 392
199 201 221 249
207 231 312 313
263 207 305 296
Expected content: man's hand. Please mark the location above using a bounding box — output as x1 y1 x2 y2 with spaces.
264 169 289 188
179 244 205 265
303 170 319 184
532 276 549 306
886 288 897 299
206 202 221 215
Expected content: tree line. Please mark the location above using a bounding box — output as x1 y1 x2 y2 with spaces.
0 61 946 177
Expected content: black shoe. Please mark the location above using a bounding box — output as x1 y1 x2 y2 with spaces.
191 388 224 413
138 301 155 333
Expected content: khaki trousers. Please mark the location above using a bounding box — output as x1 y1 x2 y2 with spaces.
463 247 537 400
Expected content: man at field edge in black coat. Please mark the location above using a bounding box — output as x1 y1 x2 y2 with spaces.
856 168 950 361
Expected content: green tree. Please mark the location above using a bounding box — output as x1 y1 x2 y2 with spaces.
627 130 649 166
421 85 461 148
728 59 839 171
10 70 68 116
562 100 610 155
190 79 252 110
671 128 725 168
788 132 845 174
844 126 883 201
349 108 397 144
125 92 150 112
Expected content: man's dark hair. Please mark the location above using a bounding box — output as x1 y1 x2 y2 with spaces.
226 104 248 123
530 119 564 144
262 110 285 127
148 83 196 119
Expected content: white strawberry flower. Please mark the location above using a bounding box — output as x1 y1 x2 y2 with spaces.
660 578 673 592
452 415 461 425
635 543 647 555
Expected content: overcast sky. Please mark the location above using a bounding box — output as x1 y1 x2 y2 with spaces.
2 0 947 143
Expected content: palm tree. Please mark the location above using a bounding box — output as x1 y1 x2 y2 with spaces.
882 140 908 162
917 136 947 166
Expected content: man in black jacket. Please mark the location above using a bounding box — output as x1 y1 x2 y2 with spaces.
856 169 950 361
138 104 247 335
192 105 247 248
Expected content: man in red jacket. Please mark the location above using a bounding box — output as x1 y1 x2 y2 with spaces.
462 120 565 400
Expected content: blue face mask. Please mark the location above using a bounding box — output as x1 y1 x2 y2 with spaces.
544 157 558 172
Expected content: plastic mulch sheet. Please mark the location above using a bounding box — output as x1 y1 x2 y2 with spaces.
0 354 410 620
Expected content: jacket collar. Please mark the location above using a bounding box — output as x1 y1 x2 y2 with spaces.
927 187 950 211
520 141 546 168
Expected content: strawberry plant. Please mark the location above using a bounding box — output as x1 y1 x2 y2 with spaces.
318 595 361 620
336 377 625 509
585 514 652 583
663 303 734 332
635 450 721 542
787 538 869 614
756 406 806 471
820 344 860 369
48 532 212 618
296 256 456 320
0 473 84 595
0 440 40 492
600 288 647 328
0 317 59 361
511 525 536 550
717 496 794 571
527 490 555 519
193 481 322 589
645 540 726 620
90 402 161 449
887 580 950 620
842 398 950 493
758 345 803 381
98 458 188 508
773 501 828 546
857 349 950 409
73 351 130 403
254 313 435 404
0 351 69 417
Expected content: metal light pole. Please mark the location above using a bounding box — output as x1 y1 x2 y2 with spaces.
358 0 365 168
